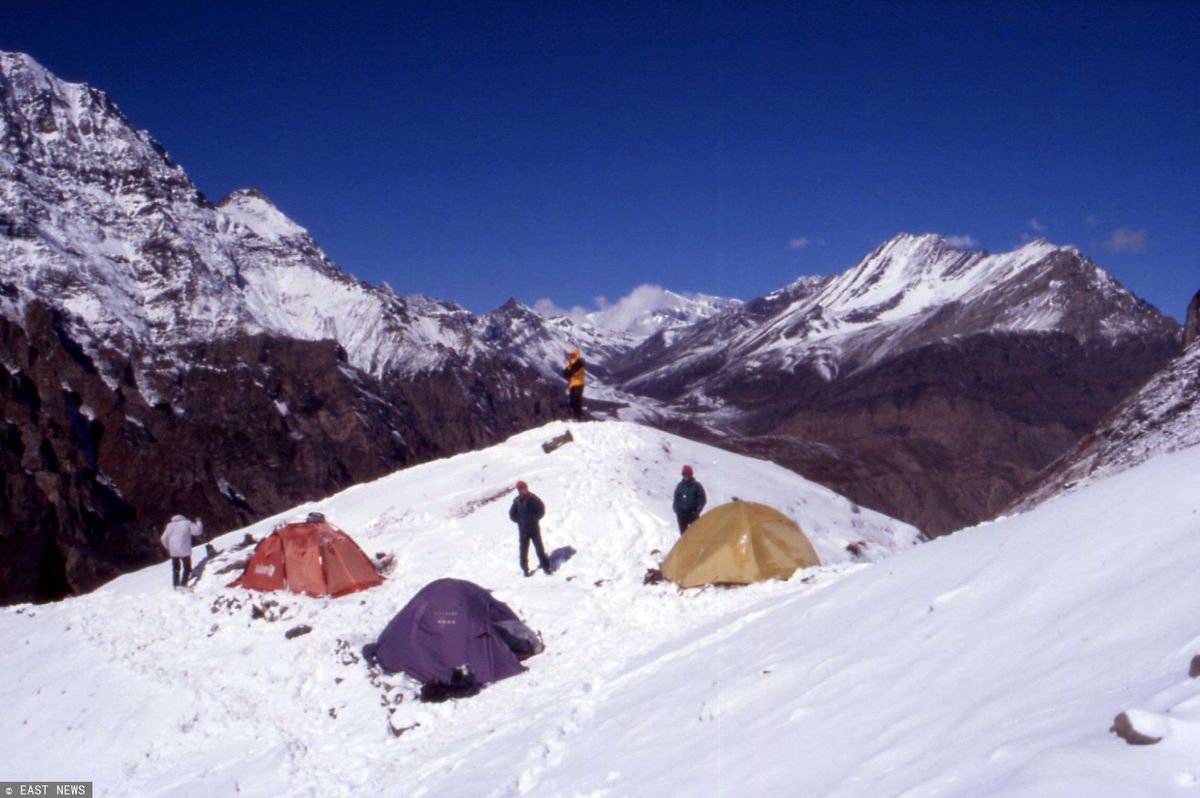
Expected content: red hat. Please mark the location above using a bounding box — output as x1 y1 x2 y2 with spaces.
516 480 528 490
681 465 693 476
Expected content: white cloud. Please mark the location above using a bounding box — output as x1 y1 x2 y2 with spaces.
787 237 826 251
591 285 683 332
1028 218 1045 232
944 235 978 249
533 297 591 323
534 284 725 335
1105 227 1148 254
534 285 677 327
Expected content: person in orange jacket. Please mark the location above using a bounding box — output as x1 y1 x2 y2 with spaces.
562 348 586 420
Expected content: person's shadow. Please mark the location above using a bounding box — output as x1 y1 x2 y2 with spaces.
547 546 577 574
187 544 220 586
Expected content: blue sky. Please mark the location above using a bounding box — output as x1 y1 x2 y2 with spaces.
4 2 1198 319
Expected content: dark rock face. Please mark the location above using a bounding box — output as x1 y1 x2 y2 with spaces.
640 328 1179 537
1012 331 1200 511
0 302 558 604
737 332 1177 535
1186 289 1200 349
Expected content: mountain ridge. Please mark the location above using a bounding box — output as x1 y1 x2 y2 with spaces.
0 48 1186 599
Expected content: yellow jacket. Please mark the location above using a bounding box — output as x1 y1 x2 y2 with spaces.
563 350 586 389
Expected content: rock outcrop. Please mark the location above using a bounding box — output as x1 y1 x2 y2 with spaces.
1186 289 1200 349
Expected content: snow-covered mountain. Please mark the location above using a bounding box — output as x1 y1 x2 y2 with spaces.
603 233 1181 537
615 233 1176 395
3 419 1198 796
0 47 1185 602
0 50 532 381
0 50 569 603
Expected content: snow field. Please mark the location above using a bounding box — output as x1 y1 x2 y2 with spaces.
0 421 915 796
2 422 1199 797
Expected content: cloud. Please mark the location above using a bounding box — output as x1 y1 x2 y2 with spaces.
1104 227 1148 253
535 284 715 334
787 236 826 251
593 285 685 331
534 285 675 326
533 297 592 323
1085 214 1101 226
1028 218 1045 232
944 235 978 249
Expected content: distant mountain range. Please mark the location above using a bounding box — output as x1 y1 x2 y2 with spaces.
0 50 1187 602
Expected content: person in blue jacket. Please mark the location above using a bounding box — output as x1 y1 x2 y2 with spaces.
509 480 552 576
672 465 707 534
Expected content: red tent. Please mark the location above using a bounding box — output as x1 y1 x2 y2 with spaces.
228 518 382 597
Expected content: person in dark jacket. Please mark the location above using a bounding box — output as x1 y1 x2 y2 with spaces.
509 480 552 576
672 465 707 535
562 348 586 420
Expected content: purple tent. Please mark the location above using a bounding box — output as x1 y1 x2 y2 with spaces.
364 578 543 686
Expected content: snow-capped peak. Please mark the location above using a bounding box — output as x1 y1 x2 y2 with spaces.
0 51 527 380
217 189 308 242
795 231 1165 345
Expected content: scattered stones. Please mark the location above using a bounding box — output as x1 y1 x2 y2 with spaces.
285 624 313 640
334 639 361 667
250 599 290 622
455 488 512 519
210 595 245 615
374 552 396 577
1111 711 1164 745
643 568 665 585
388 718 420 738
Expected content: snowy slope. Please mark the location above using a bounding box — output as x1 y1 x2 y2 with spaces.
0 420 915 795
3 422 1200 797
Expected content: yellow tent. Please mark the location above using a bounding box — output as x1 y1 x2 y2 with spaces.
660 501 820 588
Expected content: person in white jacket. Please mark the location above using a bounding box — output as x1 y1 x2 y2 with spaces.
160 515 204 588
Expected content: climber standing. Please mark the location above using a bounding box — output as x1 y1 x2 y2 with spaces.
160 514 205 588
562 348 586 420
672 465 707 535
509 480 552 576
